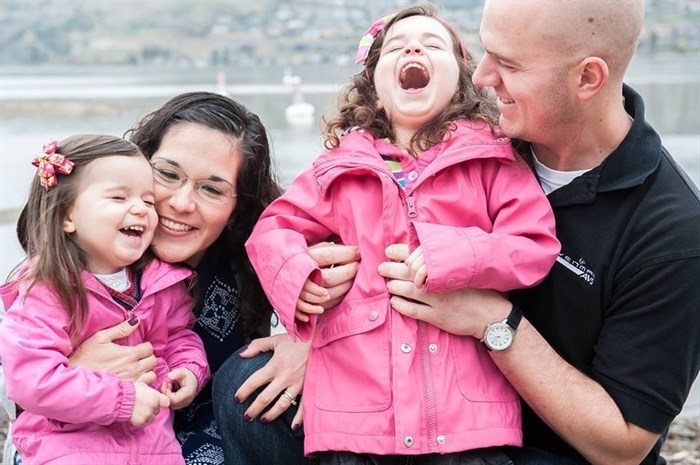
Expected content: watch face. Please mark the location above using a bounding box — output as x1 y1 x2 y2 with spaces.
485 324 514 351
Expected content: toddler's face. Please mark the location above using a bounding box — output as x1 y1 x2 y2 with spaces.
62 155 157 274
373 15 460 134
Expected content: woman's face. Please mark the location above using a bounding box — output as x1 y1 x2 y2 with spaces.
149 122 242 267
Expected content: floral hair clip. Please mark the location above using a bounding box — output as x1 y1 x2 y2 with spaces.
31 140 74 190
355 13 397 65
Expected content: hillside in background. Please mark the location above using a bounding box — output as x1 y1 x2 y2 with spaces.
1 0 698 68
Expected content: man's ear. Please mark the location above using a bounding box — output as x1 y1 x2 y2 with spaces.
576 56 608 101
63 214 76 233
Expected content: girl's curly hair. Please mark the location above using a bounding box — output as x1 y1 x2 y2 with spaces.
322 2 499 156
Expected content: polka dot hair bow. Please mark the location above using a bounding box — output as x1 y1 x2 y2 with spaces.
31 140 74 190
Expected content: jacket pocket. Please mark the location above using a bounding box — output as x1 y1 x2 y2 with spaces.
311 294 392 412
450 336 518 402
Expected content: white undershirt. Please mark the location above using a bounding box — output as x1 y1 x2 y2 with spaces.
93 268 129 292
531 148 591 195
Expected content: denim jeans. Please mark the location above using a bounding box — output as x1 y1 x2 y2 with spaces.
502 447 583 465
317 449 512 465
212 348 309 465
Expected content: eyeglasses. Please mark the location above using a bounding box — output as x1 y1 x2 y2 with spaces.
151 161 236 205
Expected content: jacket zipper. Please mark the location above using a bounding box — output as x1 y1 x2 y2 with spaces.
84 283 141 462
320 158 442 450
406 193 417 218
317 160 418 220
418 321 438 452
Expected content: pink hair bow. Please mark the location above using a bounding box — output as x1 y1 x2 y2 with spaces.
31 140 74 190
355 13 397 65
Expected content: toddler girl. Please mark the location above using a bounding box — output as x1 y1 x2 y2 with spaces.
246 3 560 463
0 135 209 465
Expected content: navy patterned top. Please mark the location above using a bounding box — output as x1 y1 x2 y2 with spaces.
174 251 246 465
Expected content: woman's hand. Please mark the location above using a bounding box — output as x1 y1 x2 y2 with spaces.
234 334 310 429
69 317 157 384
378 244 510 339
308 242 360 308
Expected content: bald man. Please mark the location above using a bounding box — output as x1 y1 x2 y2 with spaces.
380 1 700 464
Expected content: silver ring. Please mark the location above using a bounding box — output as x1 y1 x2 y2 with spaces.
282 389 298 406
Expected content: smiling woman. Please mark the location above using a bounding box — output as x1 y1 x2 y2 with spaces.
0 92 286 465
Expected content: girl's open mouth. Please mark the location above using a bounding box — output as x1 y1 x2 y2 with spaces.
399 63 430 90
120 225 145 237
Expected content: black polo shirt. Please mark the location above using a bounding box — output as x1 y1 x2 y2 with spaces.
511 84 700 465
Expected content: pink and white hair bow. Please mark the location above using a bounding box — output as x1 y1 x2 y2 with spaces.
31 140 74 190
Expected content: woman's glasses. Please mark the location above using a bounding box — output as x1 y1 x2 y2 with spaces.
151 161 236 205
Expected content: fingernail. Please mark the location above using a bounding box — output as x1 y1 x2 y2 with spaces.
260 417 269 424
128 316 138 326
244 414 252 422
291 423 300 431
234 396 242 404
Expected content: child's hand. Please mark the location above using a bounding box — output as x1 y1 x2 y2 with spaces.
131 381 170 427
160 367 199 410
295 278 329 322
405 246 428 288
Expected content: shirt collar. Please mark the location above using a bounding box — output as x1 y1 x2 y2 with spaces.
546 84 663 206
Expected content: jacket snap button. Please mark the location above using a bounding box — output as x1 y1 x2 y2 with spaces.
407 170 418 182
400 343 412 353
368 310 379 321
437 434 446 444
404 436 414 447
428 343 438 353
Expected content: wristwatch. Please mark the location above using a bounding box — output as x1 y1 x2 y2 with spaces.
482 305 523 351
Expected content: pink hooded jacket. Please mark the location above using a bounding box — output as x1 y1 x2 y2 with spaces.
246 120 560 455
0 259 210 465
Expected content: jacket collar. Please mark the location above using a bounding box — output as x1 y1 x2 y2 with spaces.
314 120 514 176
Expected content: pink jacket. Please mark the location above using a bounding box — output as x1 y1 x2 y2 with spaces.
0 259 210 465
246 121 560 455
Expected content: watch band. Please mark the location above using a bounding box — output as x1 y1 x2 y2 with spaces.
505 304 523 330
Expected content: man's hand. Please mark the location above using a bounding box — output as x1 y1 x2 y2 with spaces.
378 244 509 339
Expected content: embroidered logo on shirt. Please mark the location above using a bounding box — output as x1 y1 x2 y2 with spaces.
199 276 240 342
555 253 596 285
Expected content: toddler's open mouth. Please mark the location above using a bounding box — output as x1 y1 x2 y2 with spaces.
120 225 145 237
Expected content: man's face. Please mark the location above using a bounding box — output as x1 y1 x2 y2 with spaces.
472 0 578 145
